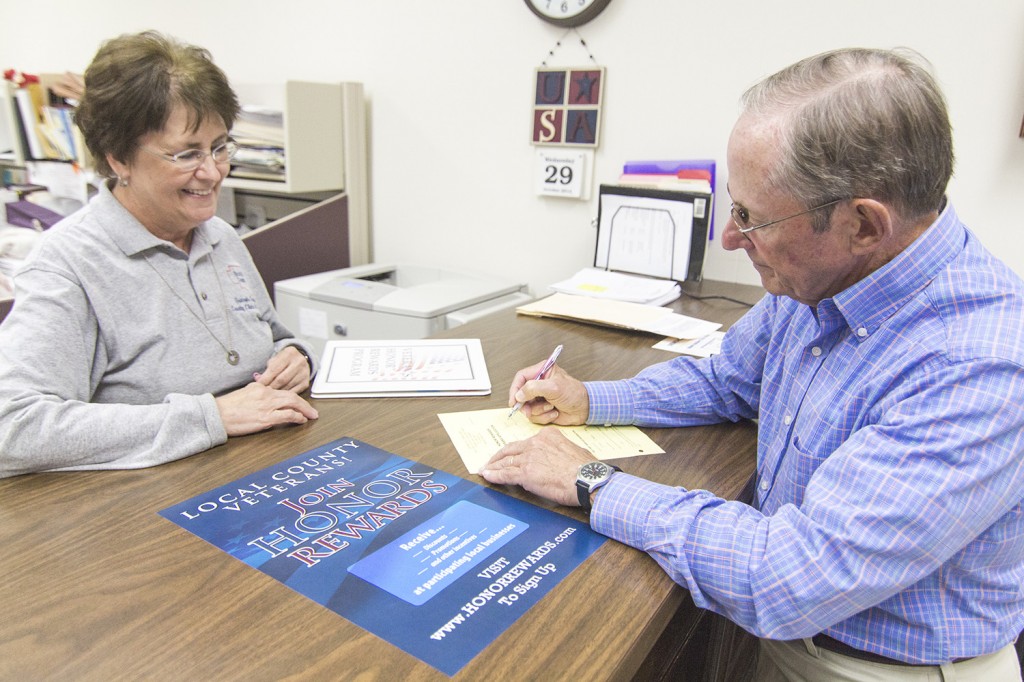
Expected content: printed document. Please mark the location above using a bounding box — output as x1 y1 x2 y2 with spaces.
438 408 664 474
311 339 491 397
654 331 726 357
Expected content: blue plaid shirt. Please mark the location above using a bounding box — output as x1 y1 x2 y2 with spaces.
586 202 1024 664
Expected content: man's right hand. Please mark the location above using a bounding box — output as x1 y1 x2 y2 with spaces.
508 362 589 425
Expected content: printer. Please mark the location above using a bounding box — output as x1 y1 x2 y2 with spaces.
274 264 532 358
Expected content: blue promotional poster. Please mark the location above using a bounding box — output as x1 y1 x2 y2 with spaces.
159 438 606 676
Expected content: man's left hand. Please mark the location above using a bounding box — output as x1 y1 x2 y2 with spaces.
479 428 597 507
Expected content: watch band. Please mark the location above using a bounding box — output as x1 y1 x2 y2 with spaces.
576 480 593 511
291 344 314 376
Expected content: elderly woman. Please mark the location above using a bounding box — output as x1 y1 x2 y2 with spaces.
0 31 318 478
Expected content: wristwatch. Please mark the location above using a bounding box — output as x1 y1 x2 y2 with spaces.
291 345 315 376
576 462 621 512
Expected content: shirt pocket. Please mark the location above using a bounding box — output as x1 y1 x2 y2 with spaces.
780 417 848 500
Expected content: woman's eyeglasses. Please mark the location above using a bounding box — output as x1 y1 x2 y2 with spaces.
142 140 239 173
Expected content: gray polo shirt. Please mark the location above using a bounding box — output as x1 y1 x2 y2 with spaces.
0 183 314 477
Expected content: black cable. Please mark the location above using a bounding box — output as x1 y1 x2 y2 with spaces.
681 292 756 308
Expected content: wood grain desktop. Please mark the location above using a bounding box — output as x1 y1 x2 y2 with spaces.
0 280 763 681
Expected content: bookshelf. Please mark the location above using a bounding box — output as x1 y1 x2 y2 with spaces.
1 79 367 198
226 80 369 266
1 78 371 309
226 81 365 195
1 75 89 170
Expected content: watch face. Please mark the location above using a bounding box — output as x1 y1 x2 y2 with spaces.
525 0 612 27
579 461 608 481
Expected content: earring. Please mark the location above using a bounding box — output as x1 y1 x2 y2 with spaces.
118 176 129 187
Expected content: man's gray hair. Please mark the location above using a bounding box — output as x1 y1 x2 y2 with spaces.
741 48 954 230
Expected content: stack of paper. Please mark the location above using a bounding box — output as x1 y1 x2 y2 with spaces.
516 293 721 340
550 267 680 305
230 104 286 182
0 225 41 281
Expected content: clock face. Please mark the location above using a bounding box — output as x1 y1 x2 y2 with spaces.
524 0 613 28
580 462 607 481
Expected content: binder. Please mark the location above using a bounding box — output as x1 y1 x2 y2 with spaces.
12 87 45 159
4 199 63 229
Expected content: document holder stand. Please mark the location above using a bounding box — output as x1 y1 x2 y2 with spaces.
595 184 711 282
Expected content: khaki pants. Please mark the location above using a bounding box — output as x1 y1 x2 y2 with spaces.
756 637 1021 682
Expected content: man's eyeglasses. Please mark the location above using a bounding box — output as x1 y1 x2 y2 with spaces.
730 198 842 234
142 140 238 172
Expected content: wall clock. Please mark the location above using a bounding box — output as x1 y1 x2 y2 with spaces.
524 0 612 28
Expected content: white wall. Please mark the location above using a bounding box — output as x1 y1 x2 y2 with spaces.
2 1 1023 294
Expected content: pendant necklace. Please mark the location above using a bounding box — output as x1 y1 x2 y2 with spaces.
144 251 240 366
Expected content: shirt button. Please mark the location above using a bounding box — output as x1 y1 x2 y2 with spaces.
857 327 868 337
201 292 208 300
811 346 822 357
783 415 793 425
760 480 769 491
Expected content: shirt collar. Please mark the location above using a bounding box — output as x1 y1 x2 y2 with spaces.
828 200 964 337
94 181 221 259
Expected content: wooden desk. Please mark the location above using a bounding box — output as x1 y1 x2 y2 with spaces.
0 281 763 681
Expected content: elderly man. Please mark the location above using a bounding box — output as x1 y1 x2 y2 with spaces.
482 48 1024 680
